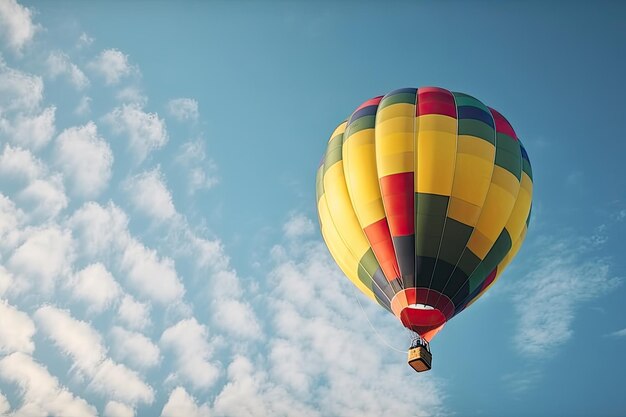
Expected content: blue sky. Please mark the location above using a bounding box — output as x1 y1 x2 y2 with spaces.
0 1 625 416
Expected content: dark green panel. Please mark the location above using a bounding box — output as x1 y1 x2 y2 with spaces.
495 149 522 180
323 134 343 174
437 218 474 266
379 93 417 108
345 115 376 135
458 119 495 144
416 193 449 215
452 93 490 112
456 249 482 277
467 229 512 293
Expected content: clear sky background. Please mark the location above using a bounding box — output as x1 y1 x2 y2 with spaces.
0 1 625 416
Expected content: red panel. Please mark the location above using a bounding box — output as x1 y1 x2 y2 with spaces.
379 173 414 236
489 107 518 140
354 96 384 112
404 287 417 306
363 218 401 282
400 307 447 341
479 267 498 292
417 87 457 118
414 288 454 320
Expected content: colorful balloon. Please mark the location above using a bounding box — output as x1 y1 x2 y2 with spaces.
316 87 533 369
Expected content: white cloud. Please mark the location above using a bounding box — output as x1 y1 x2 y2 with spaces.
161 387 210 417
0 265 14 296
75 96 92 115
120 239 184 304
46 51 89 90
105 104 168 162
283 213 314 239
69 263 121 313
89 359 154 406
513 236 622 356
160 318 220 390
607 328 626 338
68 201 129 259
35 305 106 372
116 294 151 331
8 226 73 294
0 193 24 253
34 306 154 405
89 49 133 85
55 122 113 198
0 392 9 415
110 326 160 369
18 174 68 220
0 106 56 149
0 60 43 114
116 86 147 105
0 144 44 181
175 141 219 193
167 98 198 122
104 401 135 417
0 300 35 355
212 355 319 417
125 168 176 221
0 352 97 417
0 0 39 54
213 298 262 340
239 229 446 417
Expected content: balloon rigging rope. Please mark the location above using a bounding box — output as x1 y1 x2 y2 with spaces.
351 285 408 355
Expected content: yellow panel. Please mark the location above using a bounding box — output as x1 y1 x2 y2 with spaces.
318 196 377 303
457 135 495 161
473 166 520 240
491 164 520 195
376 103 416 178
466 229 494 260
329 121 347 141
324 163 371 257
450 153 493 206
417 114 456 134
504 172 533 243
447 197 482 226
415 130 456 195
377 102 414 119
376 117 414 138
343 128 386 227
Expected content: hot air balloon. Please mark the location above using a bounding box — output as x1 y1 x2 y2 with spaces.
316 87 533 372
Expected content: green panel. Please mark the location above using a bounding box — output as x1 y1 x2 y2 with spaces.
457 119 495 144
416 193 449 215
379 93 417 108
415 194 449 258
495 149 522 180
357 248 381 290
323 134 343 173
452 93 490 113
522 158 533 180
315 165 325 202
456 249 482 276
345 115 376 135
437 218 474 266
468 229 512 292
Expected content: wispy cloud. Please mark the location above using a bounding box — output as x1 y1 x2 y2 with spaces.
167 98 199 122
606 328 626 338
513 235 621 357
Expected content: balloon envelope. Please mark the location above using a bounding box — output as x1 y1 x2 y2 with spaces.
316 87 533 341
